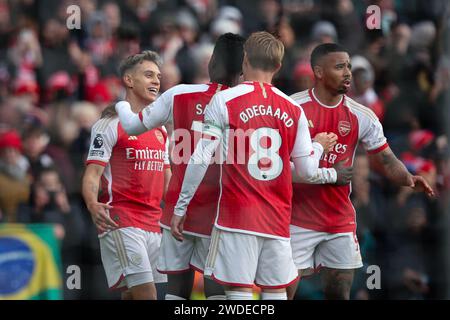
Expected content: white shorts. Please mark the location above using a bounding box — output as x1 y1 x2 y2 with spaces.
99 227 167 290
290 225 363 276
204 228 298 289
157 228 210 273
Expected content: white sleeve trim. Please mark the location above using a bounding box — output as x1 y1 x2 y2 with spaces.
291 163 337 184
345 97 387 152
86 118 118 163
291 108 314 158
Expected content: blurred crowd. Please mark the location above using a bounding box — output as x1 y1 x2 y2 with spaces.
0 0 449 299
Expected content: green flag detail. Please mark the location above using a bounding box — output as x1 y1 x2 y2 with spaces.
0 223 63 300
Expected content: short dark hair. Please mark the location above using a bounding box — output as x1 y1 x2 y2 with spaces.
310 43 348 68
119 50 162 77
208 33 245 86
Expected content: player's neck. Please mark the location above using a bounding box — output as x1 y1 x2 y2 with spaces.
313 86 343 107
125 94 149 113
243 69 273 85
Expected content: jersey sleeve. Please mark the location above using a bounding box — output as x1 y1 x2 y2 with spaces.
358 112 388 154
291 107 314 158
86 118 118 166
202 93 227 139
291 162 337 184
140 87 174 130
174 138 219 216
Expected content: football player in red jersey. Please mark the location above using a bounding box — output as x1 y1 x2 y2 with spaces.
82 51 171 300
287 43 435 300
114 33 246 300
171 32 337 300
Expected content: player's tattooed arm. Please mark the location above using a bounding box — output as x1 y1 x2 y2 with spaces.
373 147 411 185
82 164 118 232
370 147 435 197
334 159 353 185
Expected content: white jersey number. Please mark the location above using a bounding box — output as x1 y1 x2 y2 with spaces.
248 127 283 181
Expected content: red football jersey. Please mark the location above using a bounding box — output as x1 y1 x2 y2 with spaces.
146 83 226 237
203 81 314 239
86 117 170 233
290 89 388 233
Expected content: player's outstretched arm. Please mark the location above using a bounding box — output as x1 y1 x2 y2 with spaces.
171 136 220 241
291 121 338 182
291 158 352 185
115 90 172 135
172 93 225 241
115 101 149 135
370 147 435 197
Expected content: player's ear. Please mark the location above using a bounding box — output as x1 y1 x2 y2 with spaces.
122 72 133 89
313 65 323 80
273 62 282 75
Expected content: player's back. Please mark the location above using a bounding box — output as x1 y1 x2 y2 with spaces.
211 81 307 239
161 83 226 236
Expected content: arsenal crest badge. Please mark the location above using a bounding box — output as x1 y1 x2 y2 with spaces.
338 121 351 137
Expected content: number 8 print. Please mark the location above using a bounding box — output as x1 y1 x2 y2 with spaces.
248 127 283 181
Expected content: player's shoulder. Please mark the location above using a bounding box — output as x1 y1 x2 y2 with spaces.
289 89 312 105
92 116 119 133
344 95 379 122
270 87 303 108
166 83 210 97
213 83 255 102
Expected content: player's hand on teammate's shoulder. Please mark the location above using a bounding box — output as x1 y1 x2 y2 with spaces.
87 202 118 233
411 175 436 198
171 214 186 242
333 159 353 185
313 132 338 154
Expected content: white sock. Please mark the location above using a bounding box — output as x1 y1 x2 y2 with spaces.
225 291 253 300
261 292 287 300
206 295 226 300
165 294 186 300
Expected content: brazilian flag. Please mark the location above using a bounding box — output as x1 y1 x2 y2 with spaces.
0 223 63 300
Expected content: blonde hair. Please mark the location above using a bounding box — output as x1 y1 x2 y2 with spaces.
244 31 284 72
118 50 163 77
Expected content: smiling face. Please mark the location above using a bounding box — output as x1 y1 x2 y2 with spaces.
124 60 161 105
314 51 352 95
